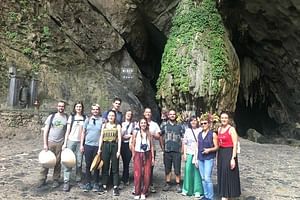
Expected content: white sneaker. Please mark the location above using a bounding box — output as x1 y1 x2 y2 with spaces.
140 194 146 200
134 195 140 200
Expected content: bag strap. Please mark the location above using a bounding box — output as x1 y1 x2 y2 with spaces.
191 128 198 142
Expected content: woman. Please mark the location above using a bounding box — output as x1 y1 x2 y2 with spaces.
197 114 219 200
80 104 103 192
131 118 154 200
121 110 135 186
217 111 241 199
181 116 204 198
62 101 86 191
98 110 122 196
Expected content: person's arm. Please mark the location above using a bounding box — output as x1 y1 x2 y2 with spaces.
62 117 72 149
203 131 219 154
230 127 238 169
43 124 50 151
79 125 85 153
150 133 155 165
131 131 136 159
97 124 105 154
159 132 164 151
116 124 122 158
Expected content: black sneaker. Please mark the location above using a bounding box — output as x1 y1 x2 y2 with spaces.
52 180 60 188
92 183 100 192
83 183 92 192
176 184 182 193
102 184 108 193
162 183 171 191
113 187 120 196
37 179 46 188
150 184 156 193
63 182 70 192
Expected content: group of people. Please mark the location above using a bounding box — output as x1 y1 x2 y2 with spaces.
37 98 241 200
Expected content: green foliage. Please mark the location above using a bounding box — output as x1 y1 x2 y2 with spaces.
22 47 32 56
8 11 18 22
42 26 51 38
157 0 228 97
5 31 18 42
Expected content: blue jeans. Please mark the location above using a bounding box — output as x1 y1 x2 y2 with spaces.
63 140 82 182
198 159 214 200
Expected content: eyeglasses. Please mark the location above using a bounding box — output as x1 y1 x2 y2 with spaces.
200 122 208 125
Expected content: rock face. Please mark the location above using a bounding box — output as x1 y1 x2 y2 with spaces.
220 0 300 138
0 0 299 139
157 0 240 115
0 0 179 117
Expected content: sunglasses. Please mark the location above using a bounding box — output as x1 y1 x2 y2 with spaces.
200 122 208 125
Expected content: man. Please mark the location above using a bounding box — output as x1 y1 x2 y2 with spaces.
144 107 162 193
102 97 123 125
161 109 184 193
38 101 68 188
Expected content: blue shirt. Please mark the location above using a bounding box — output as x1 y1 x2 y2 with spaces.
84 116 103 146
198 130 216 160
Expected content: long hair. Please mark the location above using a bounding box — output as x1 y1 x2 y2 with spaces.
72 101 84 115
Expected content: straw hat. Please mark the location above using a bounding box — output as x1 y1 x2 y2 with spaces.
90 154 104 171
61 148 76 168
38 150 56 168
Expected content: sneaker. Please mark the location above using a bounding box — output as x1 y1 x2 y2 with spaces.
37 179 46 188
63 182 70 192
102 185 108 193
83 183 92 192
181 192 187 196
162 183 171 191
119 182 124 190
134 195 140 200
140 194 146 200
52 180 60 188
132 186 135 195
92 183 100 192
113 187 120 196
150 184 156 193
176 184 182 193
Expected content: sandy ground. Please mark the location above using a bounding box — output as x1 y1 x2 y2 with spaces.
0 133 300 200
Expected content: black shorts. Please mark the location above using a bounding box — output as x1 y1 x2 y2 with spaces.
163 151 181 175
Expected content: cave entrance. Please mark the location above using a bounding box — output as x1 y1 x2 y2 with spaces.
234 87 279 137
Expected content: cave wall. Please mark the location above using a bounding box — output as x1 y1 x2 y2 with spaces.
220 0 300 138
0 0 178 119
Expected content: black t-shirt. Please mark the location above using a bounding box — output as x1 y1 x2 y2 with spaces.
161 121 184 153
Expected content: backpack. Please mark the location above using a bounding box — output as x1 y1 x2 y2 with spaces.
70 113 87 131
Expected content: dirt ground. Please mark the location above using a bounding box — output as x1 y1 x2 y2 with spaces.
0 132 299 200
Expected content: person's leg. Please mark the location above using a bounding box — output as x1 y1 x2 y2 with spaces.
91 146 100 184
121 142 131 183
84 145 94 184
150 150 156 192
173 152 182 193
182 154 193 195
204 159 214 200
51 142 63 182
162 152 172 191
111 143 119 187
101 143 111 186
174 152 182 184
142 151 152 195
72 141 83 182
198 160 207 198
193 156 203 197
134 152 142 196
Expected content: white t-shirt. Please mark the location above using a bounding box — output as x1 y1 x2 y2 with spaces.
121 121 135 143
134 131 151 152
183 128 201 155
148 121 161 150
68 115 85 142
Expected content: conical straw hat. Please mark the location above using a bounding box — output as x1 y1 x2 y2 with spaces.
90 154 104 171
61 148 76 168
38 150 56 168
